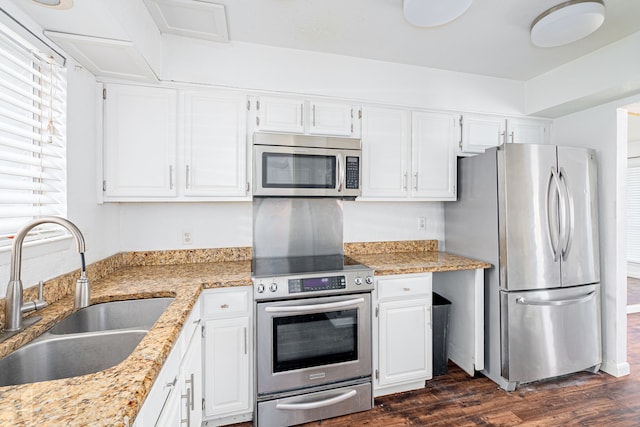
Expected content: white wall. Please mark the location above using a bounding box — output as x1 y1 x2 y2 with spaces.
0 5 120 295
161 36 525 116
526 31 640 118
118 201 444 251
552 93 640 378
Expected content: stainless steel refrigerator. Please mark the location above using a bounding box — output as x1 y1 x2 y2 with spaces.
445 143 601 391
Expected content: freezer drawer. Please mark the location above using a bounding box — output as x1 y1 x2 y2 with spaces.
501 284 601 384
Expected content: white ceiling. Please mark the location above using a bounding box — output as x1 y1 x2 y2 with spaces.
11 0 640 81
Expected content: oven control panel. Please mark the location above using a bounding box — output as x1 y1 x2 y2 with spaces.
288 276 346 294
253 268 374 300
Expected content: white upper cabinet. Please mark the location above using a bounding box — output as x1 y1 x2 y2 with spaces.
254 96 304 133
506 117 550 145
103 84 177 198
182 91 248 197
460 114 506 154
309 101 360 137
361 106 410 198
102 83 250 201
361 107 456 201
411 111 456 200
460 113 551 154
251 96 361 138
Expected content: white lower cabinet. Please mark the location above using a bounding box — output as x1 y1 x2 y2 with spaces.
202 287 253 425
134 299 202 427
374 274 432 397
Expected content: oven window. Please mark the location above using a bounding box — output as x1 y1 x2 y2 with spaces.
262 153 336 188
273 309 358 372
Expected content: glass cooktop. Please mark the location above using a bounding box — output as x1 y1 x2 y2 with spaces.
252 254 363 278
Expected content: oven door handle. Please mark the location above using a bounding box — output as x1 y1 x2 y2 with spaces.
264 298 364 314
276 389 357 411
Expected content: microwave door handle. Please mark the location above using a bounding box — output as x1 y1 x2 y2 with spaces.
337 153 344 192
264 298 364 314
276 389 357 411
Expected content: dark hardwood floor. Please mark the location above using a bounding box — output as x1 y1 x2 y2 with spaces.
239 313 640 426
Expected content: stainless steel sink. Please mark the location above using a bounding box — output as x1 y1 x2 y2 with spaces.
0 330 147 387
0 297 175 386
49 297 174 334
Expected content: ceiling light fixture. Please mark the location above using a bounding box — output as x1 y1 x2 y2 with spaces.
403 0 472 28
530 0 605 48
31 0 73 10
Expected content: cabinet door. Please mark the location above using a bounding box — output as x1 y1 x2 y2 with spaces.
309 101 359 137
203 317 250 418
506 118 550 145
103 84 177 198
411 112 457 200
461 114 506 154
361 107 410 198
378 298 431 386
255 96 304 133
183 91 248 197
179 326 203 427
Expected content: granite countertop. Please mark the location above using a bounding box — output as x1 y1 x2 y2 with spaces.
0 241 489 426
0 258 252 427
344 240 491 276
349 251 491 276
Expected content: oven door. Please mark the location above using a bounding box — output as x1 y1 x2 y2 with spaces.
253 145 361 198
256 293 371 396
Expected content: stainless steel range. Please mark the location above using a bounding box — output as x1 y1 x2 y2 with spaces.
252 254 374 427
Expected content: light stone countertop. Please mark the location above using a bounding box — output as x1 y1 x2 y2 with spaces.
0 241 489 426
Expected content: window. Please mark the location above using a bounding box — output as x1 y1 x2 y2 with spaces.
0 20 67 248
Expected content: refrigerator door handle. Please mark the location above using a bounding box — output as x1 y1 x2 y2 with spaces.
515 291 595 307
559 168 574 260
547 167 564 261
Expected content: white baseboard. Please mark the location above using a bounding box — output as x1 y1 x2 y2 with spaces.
600 360 631 377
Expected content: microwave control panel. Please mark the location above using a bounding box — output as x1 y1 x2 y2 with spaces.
345 156 360 189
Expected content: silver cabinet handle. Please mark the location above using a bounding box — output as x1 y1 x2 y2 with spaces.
300 103 303 126
413 172 418 191
312 104 316 126
265 298 364 314
403 172 408 191
186 373 194 411
500 131 506 145
516 291 595 307
169 165 174 189
276 389 357 411
185 165 190 189
337 153 344 192
243 327 248 355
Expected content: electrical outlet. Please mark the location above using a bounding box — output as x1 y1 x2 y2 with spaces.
182 231 193 245
418 217 426 230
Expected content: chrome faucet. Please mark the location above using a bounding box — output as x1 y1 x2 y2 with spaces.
4 217 89 333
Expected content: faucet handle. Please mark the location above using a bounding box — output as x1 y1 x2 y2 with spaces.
20 280 47 314
37 280 44 301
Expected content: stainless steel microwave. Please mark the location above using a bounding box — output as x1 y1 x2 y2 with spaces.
252 133 362 198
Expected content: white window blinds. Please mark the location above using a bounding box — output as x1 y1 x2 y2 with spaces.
0 21 67 247
628 158 640 264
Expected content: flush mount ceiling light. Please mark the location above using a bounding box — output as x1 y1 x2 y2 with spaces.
31 0 73 9
403 0 473 27
531 0 605 48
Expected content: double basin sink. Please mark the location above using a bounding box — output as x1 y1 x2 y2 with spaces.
0 297 174 387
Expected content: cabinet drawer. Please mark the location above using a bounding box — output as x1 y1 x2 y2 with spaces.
202 289 249 317
377 274 432 299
